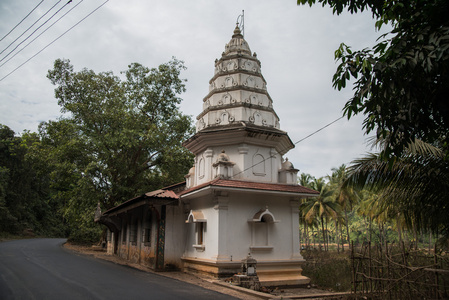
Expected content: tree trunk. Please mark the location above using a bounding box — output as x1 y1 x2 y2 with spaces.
345 209 350 247
340 221 345 252
321 216 325 251
325 217 329 251
303 222 307 250
336 220 340 253
413 223 418 250
378 221 383 249
404 229 409 247
362 217 368 244
397 213 403 246
312 227 316 250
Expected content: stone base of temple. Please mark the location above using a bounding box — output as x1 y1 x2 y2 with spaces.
181 257 310 287
182 257 241 278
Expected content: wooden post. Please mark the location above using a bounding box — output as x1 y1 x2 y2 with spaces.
368 241 372 293
434 243 439 299
351 241 356 295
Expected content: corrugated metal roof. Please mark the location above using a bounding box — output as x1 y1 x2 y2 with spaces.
103 186 181 215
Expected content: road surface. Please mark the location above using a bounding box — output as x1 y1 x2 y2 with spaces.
0 238 237 300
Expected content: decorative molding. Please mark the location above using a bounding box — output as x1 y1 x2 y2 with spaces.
204 149 214 157
249 246 273 251
193 244 205 251
214 198 229 210
238 145 249 154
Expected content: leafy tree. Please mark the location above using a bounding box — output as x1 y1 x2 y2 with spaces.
345 137 449 242
0 125 64 236
299 172 314 188
43 58 194 242
0 125 17 233
298 0 449 159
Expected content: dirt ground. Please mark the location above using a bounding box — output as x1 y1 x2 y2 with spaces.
63 243 348 300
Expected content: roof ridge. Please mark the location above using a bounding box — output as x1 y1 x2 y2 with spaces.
179 178 319 196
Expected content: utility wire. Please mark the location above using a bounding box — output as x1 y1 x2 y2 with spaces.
293 116 344 145
231 116 345 178
0 0 73 64
0 0 63 56
0 0 83 68
0 0 45 42
0 0 109 82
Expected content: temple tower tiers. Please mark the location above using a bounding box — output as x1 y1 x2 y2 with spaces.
183 25 298 187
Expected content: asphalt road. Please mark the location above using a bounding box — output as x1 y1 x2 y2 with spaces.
0 238 237 300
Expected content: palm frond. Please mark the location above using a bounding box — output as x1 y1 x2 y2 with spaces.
345 138 449 238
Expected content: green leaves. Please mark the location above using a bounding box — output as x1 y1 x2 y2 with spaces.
301 0 449 160
41 58 195 242
345 137 449 239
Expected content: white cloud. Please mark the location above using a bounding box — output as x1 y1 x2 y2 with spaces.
0 0 386 178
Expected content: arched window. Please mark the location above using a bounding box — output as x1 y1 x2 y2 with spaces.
253 112 262 125
221 112 229 125
225 76 234 87
198 157 205 179
186 210 206 251
248 207 279 251
245 76 256 87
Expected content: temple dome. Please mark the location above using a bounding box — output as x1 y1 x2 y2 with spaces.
224 25 252 56
188 166 195 176
281 158 294 170
216 150 230 162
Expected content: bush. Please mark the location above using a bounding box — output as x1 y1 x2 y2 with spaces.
301 249 352 292
67 226 102 245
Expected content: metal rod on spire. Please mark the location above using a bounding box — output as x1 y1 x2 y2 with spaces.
236 10 244 37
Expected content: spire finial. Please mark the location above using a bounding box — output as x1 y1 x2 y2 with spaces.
233 24 241 36
236 10 244 37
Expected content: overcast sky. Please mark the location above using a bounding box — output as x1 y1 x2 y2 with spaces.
0 0 388 179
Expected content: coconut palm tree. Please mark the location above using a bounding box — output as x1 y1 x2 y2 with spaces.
298 173 316 249
300 178 340 251
327 165 359 251
345 137 449 242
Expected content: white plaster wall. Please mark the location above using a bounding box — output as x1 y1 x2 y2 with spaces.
183 196 217 259
214 58 261 75
204 90 272 109
224 193 298 262
203 107 277 128
194 146 282 185
201 206 219 258
211 74 266 91
182 191 303 263
184 220 197 257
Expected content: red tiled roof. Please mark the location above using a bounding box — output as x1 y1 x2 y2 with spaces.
145 189 179 198
179 178 319 197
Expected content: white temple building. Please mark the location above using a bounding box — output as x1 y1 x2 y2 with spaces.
97 24 319 287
